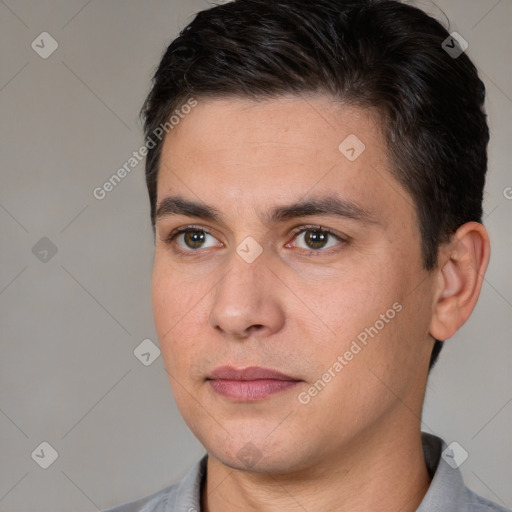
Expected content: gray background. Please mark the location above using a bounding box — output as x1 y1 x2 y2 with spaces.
0 1 510 510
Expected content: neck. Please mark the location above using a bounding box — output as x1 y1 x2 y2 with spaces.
201 422 431 512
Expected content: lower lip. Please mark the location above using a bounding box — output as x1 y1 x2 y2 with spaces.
208 379 300 401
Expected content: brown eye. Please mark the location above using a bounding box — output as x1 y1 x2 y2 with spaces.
290 226 344 252
168 227 220 252
304 229 329 249
183 230 207 249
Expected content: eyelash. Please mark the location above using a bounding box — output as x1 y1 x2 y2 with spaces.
164 224 347 257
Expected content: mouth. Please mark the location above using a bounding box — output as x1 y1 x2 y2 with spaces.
207 366 302 401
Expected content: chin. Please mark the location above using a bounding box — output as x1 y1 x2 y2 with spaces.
203 430 314 475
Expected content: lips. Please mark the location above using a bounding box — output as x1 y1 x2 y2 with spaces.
209 366 296 381
207 366 301 401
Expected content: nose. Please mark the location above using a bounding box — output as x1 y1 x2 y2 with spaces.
209 250 286 340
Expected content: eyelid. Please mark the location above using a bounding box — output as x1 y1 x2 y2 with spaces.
288 224 346 240
164 224 214 242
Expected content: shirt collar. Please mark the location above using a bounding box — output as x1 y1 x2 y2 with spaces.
169 453 206 511
417 432 466 512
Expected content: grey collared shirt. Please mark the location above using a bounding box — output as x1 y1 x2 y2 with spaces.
104 433 510 512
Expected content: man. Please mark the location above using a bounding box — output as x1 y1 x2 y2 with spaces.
106 0 508 510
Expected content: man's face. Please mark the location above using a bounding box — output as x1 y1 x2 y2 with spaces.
152 95 436 473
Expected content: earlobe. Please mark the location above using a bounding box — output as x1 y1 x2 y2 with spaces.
429 222 490 341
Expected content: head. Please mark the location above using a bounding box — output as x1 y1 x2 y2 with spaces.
144 0 490 473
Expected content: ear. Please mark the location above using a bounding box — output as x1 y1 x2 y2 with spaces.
429 222 490 341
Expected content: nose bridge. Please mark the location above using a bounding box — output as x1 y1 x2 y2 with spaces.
209 248 284 338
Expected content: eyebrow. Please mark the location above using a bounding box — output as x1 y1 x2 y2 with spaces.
155 194 377 226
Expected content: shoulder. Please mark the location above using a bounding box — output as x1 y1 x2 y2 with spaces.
419 433 510 512
102 455 207 512
102 483 178 512
464 487 511 512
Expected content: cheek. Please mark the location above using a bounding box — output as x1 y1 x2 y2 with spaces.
292 264 395 342
151 263 208 370
152 272 211 419
299 260 420 383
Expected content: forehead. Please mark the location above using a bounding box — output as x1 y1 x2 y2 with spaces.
160 94 384 165
156 94 412 226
